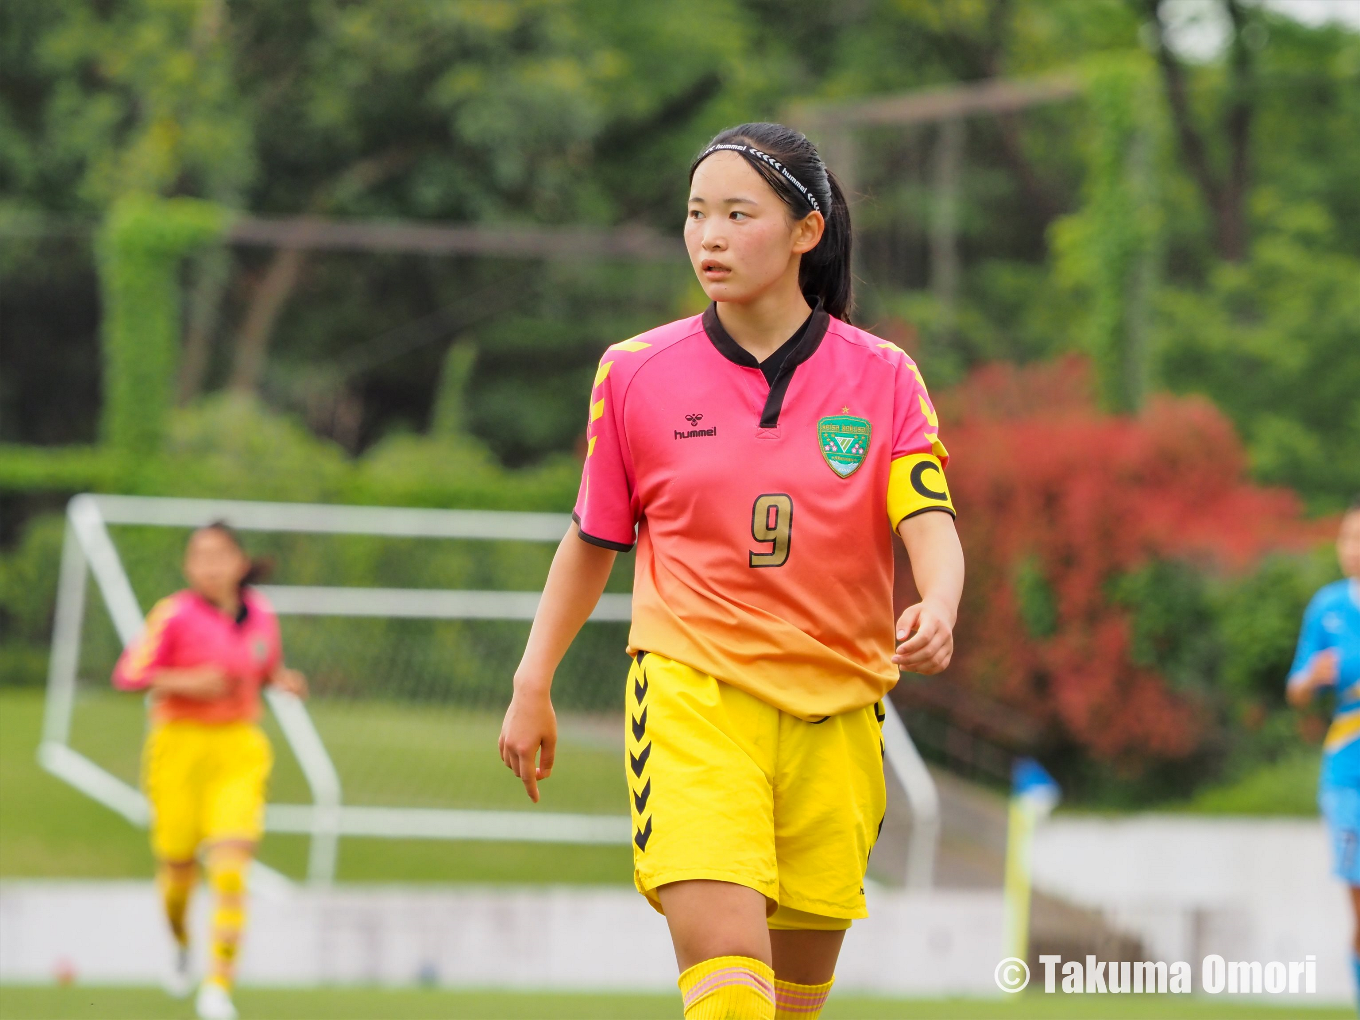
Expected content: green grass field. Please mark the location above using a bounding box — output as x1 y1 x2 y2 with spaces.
1 688 632 883
63 687 630 813
1 689 1349 1020
0 986 1352 1020
2 690 1338 1020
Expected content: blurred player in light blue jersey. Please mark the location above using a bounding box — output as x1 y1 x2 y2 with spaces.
1288 497 1360 1008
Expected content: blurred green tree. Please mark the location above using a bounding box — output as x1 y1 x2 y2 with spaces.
2 0 1357 506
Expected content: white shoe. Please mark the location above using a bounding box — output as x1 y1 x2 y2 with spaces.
195 980 238 1020
163 946 193 998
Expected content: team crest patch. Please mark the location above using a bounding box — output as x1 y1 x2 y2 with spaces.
817 415 872 477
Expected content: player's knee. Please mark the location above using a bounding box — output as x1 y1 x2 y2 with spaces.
207 855 247 898
210 868 244 898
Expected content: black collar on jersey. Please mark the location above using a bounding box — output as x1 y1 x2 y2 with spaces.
701 301 829 429
756 311 813 386
193 589 250 626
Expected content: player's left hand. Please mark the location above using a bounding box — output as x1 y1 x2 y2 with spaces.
893 599 954 674
272 667 308 699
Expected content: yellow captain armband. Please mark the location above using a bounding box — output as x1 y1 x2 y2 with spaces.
887 453 955 529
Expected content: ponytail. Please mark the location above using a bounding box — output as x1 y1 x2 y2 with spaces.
690 122 854 321
805 168 852 322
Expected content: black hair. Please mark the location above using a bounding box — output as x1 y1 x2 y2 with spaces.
690 122 854 322
196 520 272 589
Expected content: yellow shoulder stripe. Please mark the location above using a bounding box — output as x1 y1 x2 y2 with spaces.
877 343 931 392
594 361 613 387
590 398 605 423
608 338 651 353
587 435 597 457
918 394 938 428
126 597 177 674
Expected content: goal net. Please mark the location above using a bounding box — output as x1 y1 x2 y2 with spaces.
41 494 939 886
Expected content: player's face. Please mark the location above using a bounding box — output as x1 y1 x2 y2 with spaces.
183 529 250 605
685 152 824 306
1339 510 1360 580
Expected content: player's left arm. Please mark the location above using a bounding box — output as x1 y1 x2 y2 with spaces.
258 607 307 698
884 349 963 674
894 511 964 674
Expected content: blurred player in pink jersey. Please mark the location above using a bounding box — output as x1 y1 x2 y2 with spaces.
501 123 964 1019
113 523 306 1020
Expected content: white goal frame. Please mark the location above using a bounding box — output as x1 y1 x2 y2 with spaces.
40 494 940 888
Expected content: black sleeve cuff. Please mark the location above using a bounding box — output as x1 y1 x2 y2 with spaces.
571 512 635 552
900 505 958 523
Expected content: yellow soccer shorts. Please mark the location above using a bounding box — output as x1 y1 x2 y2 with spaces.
626 652 887 928
143 720 273 861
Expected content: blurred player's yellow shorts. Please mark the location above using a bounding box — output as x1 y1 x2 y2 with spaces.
142 720 273 861
626 651 886 928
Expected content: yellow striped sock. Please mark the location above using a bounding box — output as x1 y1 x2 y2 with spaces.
774 976 834 1018
678 955 775 1019
156 867 193 948
207 853 247 988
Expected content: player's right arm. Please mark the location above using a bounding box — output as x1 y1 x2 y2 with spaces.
1286 594 1339 708
1287 651 1339 708
112 596 228 700
500 525 617 802
501 348 637 803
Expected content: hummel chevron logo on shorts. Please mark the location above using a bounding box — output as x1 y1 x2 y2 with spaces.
629 742 651 778
629 653 654 852
634 816 653 851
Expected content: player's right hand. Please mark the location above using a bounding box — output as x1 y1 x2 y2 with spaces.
176 665 230 699
1309 649 1340 688
499 685 557 803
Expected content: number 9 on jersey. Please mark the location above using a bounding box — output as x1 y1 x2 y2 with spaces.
749 494 793 568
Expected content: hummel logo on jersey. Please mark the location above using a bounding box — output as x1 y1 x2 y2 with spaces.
675 412 717 440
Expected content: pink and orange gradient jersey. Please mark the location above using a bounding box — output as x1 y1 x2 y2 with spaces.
574 304 954 720
112 588 282 725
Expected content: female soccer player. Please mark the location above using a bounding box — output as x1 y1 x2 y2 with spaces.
1288 498 1360 1007
500 122 964 1019
113 522 306 1020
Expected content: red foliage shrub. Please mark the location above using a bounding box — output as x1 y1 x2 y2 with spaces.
931 358 1324 766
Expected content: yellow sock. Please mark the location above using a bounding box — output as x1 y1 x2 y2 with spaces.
678 955 774 1019
156 866 194 948
774 976 834 1018
206 853 248 988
